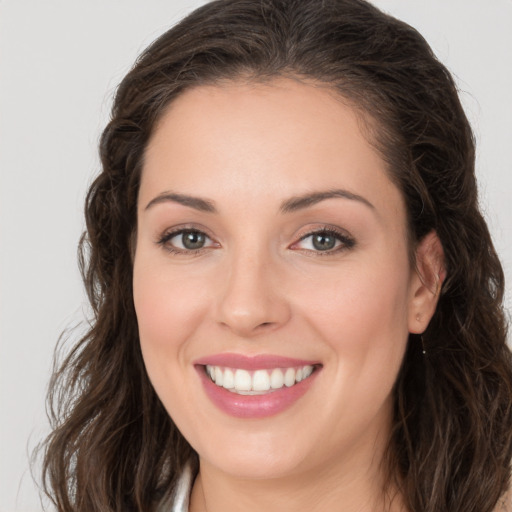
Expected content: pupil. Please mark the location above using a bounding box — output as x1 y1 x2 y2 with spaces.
182 231 205 250
312 233 336 251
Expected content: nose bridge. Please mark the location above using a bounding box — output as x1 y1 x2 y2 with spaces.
216 241 289 336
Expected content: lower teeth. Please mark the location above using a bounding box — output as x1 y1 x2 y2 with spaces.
228 389 277 395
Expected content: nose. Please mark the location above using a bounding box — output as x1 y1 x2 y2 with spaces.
214 247 291 337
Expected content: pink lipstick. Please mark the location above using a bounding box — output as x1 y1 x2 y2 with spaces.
194 353 321 418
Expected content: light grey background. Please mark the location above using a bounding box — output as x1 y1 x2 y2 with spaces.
1 1 511 510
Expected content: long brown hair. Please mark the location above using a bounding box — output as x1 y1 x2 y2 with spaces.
41 0 512 510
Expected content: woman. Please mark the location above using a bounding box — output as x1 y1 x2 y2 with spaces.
41 0 512 510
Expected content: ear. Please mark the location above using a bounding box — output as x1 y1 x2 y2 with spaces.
408 230 446 334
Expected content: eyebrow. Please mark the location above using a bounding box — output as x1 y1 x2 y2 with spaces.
280 189 375 213
145 192 217 213
144 188 374 214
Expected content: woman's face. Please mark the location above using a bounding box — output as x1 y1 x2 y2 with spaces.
133 79 426 481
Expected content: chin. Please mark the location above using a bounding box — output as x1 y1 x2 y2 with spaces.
202 448 309 481
183 422 313 480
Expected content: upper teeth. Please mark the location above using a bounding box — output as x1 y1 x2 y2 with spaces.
205 365 314 394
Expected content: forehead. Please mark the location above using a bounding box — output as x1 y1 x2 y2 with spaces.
140 78 404 224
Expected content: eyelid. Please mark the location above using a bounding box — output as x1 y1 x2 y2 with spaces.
289 225 356 254
156 225 220 255
155 223 355 256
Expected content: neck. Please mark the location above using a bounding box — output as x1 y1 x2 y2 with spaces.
189 438 405 512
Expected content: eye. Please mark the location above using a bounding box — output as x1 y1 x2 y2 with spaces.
158 229 218 254
291 228 355 254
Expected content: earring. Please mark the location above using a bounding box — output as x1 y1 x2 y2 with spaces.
415 313 426 354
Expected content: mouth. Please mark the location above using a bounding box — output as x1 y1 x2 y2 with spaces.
194 354 322 418
204 364 316 395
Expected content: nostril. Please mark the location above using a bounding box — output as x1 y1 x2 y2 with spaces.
255 321 276 330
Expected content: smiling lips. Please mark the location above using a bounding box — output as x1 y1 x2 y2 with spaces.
194 354 320 418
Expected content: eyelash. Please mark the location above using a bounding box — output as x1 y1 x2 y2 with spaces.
157 228 217 256
156 226 356 256
293 227 356 256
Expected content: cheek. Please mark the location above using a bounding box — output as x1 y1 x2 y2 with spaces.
132 256 214 431
293 254 411 379
299 265 411 440
132 255 210 371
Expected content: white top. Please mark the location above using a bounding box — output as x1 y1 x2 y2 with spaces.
155 461 195 512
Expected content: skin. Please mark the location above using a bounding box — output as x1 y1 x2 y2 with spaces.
133 79 443 512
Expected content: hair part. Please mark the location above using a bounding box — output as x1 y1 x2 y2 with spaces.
40 1 512 511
